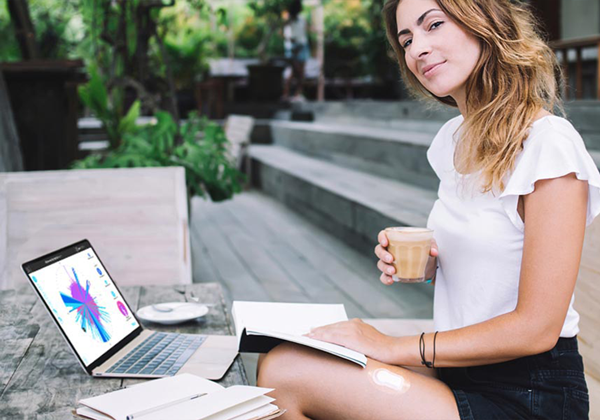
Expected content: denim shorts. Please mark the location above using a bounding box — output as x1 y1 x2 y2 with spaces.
437 336 590 420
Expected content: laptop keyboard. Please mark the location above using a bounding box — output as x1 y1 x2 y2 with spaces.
106 332 207 376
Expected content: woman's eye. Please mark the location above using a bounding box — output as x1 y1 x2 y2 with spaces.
430 21 443 30
402 39 412 49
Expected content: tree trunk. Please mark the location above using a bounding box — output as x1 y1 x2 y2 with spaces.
7 0 40 60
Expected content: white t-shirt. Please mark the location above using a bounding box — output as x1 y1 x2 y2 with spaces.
426 115 600 337
284 16 308 48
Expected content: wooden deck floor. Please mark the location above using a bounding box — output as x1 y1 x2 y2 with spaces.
189 190 433 319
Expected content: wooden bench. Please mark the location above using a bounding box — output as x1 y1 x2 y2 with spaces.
0 167 191 289
365 215 600 419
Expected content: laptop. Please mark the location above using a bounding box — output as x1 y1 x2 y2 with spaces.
21 239 238 380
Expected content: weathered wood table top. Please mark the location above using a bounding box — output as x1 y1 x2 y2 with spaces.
0 283 247 419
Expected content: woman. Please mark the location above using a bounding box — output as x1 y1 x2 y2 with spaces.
282 0 309 102
257 0 600 419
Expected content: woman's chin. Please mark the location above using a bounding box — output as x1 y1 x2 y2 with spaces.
427 88 453 99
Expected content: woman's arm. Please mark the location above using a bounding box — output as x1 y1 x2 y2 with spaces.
310 173 589 367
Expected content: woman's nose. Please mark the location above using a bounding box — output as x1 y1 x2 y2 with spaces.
409 35 432 60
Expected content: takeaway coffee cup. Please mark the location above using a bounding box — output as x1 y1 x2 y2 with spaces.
384 227 434 283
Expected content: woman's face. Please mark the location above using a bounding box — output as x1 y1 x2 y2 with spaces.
396 0 481 106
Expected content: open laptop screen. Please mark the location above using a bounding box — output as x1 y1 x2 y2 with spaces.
23 241 140 368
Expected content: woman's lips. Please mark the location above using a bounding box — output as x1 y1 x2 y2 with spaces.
423 61 446 78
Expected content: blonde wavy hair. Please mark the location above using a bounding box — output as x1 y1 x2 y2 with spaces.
383 0 565 195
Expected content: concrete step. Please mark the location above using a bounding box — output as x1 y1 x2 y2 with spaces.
270 119 600 193
295 100 460 127
296 100 600 150
270 120 440 192
249 145 437 255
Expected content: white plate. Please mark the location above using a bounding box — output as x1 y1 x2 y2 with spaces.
136 302 209 325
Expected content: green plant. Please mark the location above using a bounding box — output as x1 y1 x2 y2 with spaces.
248 0 291 62
71 111 245 201
1 0 81 61
323 0 372 79
78 67 141 150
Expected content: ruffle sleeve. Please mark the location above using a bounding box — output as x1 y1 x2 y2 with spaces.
499 119 600 232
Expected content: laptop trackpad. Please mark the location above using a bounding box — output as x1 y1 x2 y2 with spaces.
178 335 238 380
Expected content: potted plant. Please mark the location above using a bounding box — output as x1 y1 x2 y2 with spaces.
74 69 245 205
246 0 290 102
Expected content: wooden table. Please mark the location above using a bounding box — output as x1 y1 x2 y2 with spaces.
0 283 247 419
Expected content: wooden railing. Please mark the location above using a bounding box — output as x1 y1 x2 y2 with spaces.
550 35 600 100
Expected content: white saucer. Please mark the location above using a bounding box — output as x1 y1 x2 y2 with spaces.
136 302 209 325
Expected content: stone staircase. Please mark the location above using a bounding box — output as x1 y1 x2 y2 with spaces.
249 100 600 256
249 102 455 256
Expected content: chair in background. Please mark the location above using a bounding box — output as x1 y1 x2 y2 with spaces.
0 166 191 290
224 114 255 170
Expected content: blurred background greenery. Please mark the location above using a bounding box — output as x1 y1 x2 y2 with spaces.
0 0 396 200
0 0 392 84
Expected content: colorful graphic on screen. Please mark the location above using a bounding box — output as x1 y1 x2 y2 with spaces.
28 246 139 367
117 301 128 316
60 266 111 342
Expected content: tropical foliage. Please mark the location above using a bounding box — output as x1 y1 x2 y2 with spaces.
74 66 244 201
72 109 245 201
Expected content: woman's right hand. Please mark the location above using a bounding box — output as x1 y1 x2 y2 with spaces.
374 230 439 286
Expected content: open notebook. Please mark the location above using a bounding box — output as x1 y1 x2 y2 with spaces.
232 301 367 368
74 374 284 420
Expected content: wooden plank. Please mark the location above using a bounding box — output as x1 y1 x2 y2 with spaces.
575 216 600 381
205 198 311 304
236 192 433 318
587 374 600 420
191 198 271 304
189 203 229 286
0 168 191 290
224 194 371 318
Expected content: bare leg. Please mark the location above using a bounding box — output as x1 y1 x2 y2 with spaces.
282 69 293 100
257 343 460 420
293 63 305 98
258 352 437 381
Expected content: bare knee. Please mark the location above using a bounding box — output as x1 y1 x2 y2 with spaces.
256 343 308 389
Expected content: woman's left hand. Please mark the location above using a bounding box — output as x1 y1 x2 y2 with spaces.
307 319 396 364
